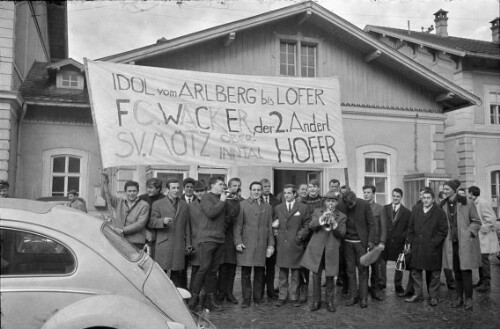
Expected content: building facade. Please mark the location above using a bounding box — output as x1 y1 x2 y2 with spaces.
15 1 482 212
366 10 500 214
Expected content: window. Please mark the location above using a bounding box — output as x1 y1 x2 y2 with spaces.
198 167 228 186
0 229 76 276
56 71 84 89
43 148 88 199
491 170 500 216
102 225 142 262
279 41 317 77
364 156 388 204
489 92 500 125
51 155 82 196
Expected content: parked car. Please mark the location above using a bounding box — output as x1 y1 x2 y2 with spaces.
0 198 214 329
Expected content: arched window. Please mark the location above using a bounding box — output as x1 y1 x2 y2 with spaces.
43 148 88 198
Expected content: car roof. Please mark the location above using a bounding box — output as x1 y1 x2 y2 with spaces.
1 198 57 214
1 199 105 242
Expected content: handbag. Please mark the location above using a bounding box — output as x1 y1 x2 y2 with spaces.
396 243 411 271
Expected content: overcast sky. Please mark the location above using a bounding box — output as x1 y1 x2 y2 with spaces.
68 0 500 63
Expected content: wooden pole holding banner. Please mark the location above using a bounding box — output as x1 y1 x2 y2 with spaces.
83 57 116 224
344 168 349 188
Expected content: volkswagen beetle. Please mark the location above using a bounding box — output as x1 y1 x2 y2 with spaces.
0 198 214 329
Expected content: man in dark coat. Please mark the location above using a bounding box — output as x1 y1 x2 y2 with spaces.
189 176 239 311
187 180 207 291
260 178 281 300
342 191 375 308
139 178 165 258
380 188 412 294
405 189 448 306
274 184 311 307
301 191 346 312
149 179 190 288
216 177 243 304
362 184 386 301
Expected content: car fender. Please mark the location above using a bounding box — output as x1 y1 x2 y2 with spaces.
41 295 171 329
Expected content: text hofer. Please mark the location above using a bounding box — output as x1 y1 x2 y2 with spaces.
275 136 339 164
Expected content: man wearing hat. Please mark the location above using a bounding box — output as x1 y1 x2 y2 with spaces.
301 191 346 312
0 180 10 198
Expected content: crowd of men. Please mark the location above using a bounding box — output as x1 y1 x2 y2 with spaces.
4 173 490 314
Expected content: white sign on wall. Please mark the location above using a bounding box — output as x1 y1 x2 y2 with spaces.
85 60 346 168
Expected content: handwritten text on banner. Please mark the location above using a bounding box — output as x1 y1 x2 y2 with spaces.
85 60 346 168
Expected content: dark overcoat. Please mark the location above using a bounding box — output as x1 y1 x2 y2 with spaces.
274 201 311 269
301 207 346 276
187 199 203 266
222 197 242 264
234 197 274 267
149 197 190 271
382 204 412 261
345 198 375 248
441 195 482 270
406 205 448 271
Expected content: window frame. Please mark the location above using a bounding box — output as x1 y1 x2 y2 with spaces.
483 85 500 126
56 71 84 90
42 148 88 199
356 145 397 205
276 33 321 78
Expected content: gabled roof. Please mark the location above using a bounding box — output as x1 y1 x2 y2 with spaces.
99 1 480 111
47 58 84 72
20 61 89 106
365 25 500 60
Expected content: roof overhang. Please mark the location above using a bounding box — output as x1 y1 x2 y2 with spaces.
100 1 480 111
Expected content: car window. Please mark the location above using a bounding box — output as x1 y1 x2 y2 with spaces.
0 229 76 276
101 224 142 262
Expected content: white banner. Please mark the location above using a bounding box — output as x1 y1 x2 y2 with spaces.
85 60 346 168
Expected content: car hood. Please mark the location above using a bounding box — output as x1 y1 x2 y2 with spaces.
143 261 198 329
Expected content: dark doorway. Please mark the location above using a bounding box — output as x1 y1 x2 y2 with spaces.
273 169 322 195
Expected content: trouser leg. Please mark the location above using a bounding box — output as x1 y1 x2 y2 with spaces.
312 251 325 303
428 270 441 299
241 266 252 302
254 266 265 301
191 242 221 294
394 268 403 288
462 270 473 299
190 265 199 292
264 252 277 297
170 270 183 287
205 243 224 294
217 263 229 296
225 263 237 296
411 269 424 298
354 243 369 299
405 270 415 294
379 258 387 287
345 241 359 299
326 276 335 304
278 268 289 301
289 269 300 301
444 268 455 286
480 253 491 285
338 239 348 283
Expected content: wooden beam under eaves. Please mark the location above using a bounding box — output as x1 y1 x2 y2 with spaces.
364 50 382 62
298 9 312 25
224 32 236 47
435 92 454 102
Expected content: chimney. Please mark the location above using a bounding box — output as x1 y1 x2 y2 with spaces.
491 17 500 44
434 9 449 37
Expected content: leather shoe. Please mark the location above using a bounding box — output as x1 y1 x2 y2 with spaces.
341 287 349 295
447 283 456 290
395 285 404 293
371 291 385 301
405 295 422 303
398 291 413 298
359 298 368 308
346 297 359 306
226 294 239 304
464 298 473 310
429 298 438 306
241 300 251 308
378 283 386 290
472 281 482 288
336 278 344 287
275 299 286 307
452 298 463 308
293 300 302 307
326 302 336 312
477 284 491 292
310 301 321 311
